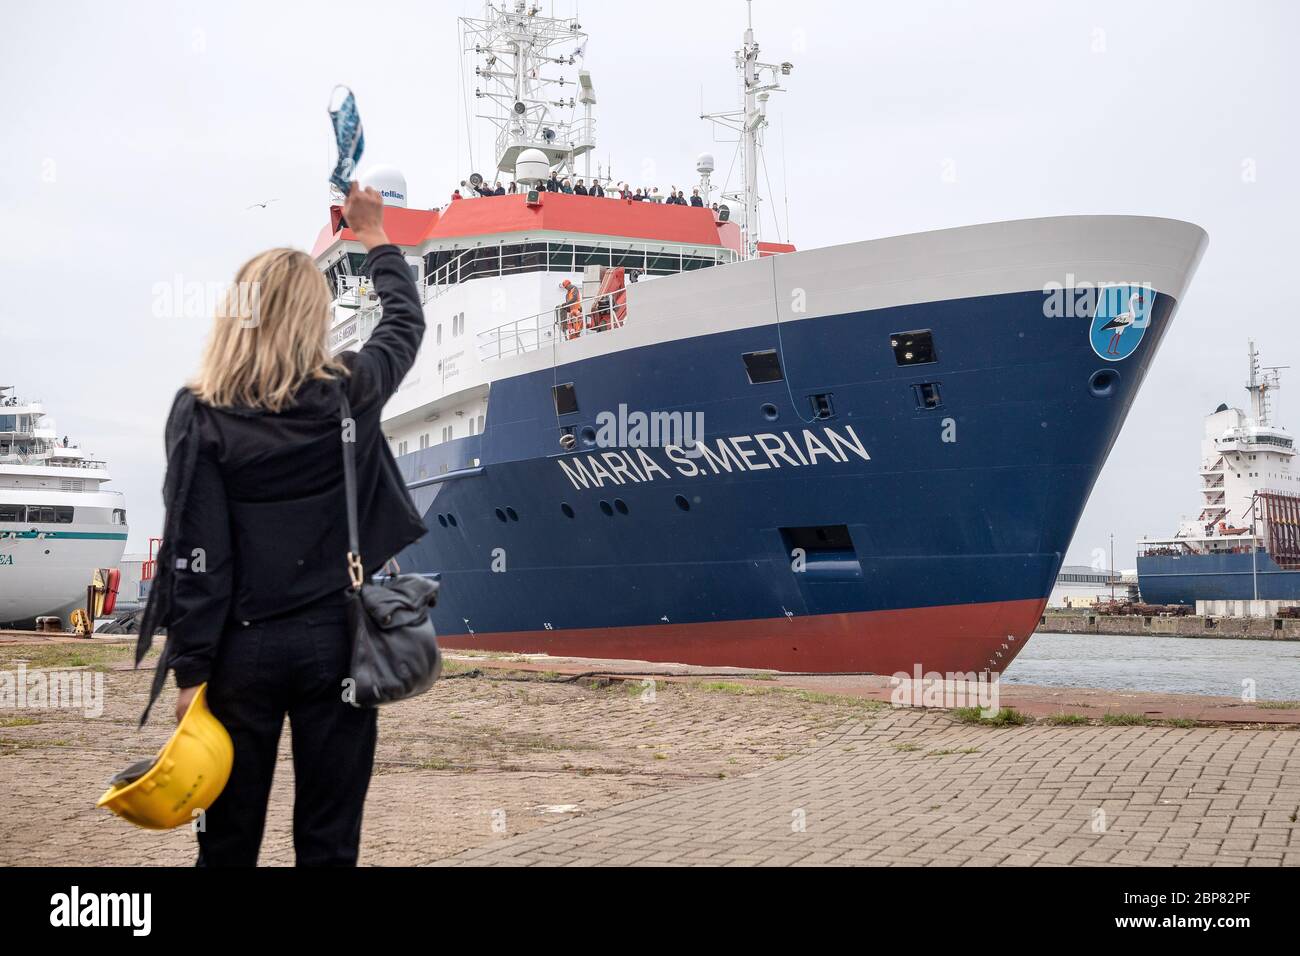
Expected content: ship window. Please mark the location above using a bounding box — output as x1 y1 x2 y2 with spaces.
112 509 127 525
575 245 611 268
0 504 22 522
912 382 943 409
742 350 784 384
611 249 647 270
810 393 835 420
552 382 579 416
891 330 937 366
25 505 74 523
548 244 576 271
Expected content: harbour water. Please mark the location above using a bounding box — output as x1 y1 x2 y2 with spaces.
1005 632 1300 700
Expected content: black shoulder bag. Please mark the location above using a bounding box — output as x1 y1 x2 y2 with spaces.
340 389 442 707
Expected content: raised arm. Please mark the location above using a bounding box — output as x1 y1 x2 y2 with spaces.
343 184 425 404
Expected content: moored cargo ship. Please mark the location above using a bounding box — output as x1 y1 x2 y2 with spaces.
1138 342 1300 611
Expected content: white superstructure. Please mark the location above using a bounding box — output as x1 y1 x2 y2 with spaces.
1140 341 1296 558
0 385 128 625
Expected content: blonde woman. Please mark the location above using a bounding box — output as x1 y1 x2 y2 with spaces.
136 184 427 865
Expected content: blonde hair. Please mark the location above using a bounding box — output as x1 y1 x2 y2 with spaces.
190 248 347 412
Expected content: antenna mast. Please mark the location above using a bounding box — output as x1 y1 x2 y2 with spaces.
700 1 793 259
461 1 594 177
1247 339 1286 426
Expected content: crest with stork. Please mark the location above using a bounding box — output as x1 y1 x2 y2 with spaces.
1089 284 1153 361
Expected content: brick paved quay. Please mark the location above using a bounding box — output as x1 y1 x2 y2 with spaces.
2 638 1298 866
445 709 1300 867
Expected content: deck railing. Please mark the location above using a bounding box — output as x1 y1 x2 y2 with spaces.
477 288 629 361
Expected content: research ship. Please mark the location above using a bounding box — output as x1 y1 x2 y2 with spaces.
0 385 129 626
314 2 1208 674
1137 343 1300 609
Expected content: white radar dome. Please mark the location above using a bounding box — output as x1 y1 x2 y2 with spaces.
515 148 551 186
696 152 716 175
360 165 408 208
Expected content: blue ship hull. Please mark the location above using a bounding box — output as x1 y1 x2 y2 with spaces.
387 286 1178 674
1137 551 1300 605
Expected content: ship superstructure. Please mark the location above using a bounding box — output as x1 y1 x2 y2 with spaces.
314 2 1208 673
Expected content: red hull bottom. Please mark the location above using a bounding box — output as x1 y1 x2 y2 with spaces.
441 597 1048 675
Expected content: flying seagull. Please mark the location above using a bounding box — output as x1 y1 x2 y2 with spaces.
245 199 280 210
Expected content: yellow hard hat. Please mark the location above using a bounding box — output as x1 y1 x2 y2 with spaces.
96 683 233 830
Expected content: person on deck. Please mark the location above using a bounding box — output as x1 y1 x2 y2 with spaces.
690 189 704 207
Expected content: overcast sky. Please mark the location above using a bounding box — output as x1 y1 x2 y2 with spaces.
3 0 1297 568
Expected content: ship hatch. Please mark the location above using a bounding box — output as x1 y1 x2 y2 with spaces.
891 330 937 366
781 525 863 580
552 382 579 416
742 349 784 384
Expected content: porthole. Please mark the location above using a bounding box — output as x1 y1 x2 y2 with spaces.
599 500 614 516
761 403 779 421
561 502 575 518
506 507 519 521
437 514 448 528
495 508 508 523
1089 368 1120 398
580 425 597 447
447 514 458 527
674 495 690 512
614 498 629 515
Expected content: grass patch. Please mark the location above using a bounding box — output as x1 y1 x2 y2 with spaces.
1163 718 1197 728
1258 700 1300 710
951 706 1028 727
780 689 887 710
1 644 134 672
0 717 39 728
417 757 453 771
1101 712 1151 726
1042 713 1089 726
891 742 921 752
693 680 763 695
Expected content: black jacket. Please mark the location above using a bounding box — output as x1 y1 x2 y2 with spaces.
137 244 427 694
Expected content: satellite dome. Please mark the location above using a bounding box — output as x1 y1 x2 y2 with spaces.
696 152 716 175
360 165 408 208
515 148 551 186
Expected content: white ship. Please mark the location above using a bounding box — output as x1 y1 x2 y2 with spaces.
0 385 129 626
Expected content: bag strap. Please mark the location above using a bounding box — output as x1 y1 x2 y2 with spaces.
340 385 364 591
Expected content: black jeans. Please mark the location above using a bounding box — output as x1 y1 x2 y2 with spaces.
197 598 377 866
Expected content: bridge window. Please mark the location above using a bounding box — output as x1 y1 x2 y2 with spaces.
0 504 23 522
